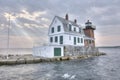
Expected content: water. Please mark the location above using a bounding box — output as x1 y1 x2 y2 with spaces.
0 48 32 55
0 48 120 80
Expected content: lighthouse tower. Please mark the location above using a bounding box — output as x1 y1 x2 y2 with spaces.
84 20 96 47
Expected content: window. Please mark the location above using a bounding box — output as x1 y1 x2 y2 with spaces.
92 40 94 43
69 24 72 31
55 36 58 42
51 27 54 33
60 36 63 44
89 40 91 44
57 25 61 32
81 38 83 43
74 27 76 31
50 37 53 42
78 38 80 43
79 28 81 33
74 37 76 45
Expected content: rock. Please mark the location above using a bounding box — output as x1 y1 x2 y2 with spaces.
25 59 34 64
41 58 51 62
101 52 106 55
61 57 69 60
16 59 25 64
77 55 84 59
6 59 16 65
0 60 7 65
55 58 61 61
33 58 41 63
49 58 56 62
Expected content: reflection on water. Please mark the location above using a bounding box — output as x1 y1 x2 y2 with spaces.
0 48 120 80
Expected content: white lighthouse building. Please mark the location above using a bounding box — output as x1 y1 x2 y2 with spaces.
48 14 85 47
33 14 96 58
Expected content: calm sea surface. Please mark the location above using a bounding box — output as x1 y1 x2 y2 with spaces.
0 48 32 55
0 48 120 80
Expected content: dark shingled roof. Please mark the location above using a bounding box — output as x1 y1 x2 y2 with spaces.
55 16 83 35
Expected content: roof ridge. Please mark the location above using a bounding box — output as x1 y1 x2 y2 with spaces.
56 16 80 27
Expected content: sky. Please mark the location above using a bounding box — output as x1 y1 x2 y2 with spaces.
0 0 120 48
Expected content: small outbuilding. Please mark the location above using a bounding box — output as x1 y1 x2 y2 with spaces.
33 45 64 58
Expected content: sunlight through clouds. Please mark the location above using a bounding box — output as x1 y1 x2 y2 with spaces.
0 0 120 47
3 10 47 23
41 17 49 22
4 12 16 21
11 20 34 41
18 9 47 21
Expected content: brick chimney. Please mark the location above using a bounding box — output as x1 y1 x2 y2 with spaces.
65 14 68 20
74 19 77 23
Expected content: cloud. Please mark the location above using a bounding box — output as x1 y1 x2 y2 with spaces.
18 9 47 21
0 0 120 47
3 9 48 22
87 7 109 16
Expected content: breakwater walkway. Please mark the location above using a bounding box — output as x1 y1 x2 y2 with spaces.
0 52 106 65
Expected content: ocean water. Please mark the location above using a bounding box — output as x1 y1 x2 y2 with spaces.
0 48 32 55
0 48 120 80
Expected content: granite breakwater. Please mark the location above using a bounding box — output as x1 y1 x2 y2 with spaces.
0 52 106 65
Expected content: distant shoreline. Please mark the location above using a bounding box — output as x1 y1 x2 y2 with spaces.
97 46 120 48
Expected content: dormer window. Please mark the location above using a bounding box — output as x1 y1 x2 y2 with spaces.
57 25 61 32
74 27 76 31
69 24 72 31
51 27 54 33
81 38 83 43
78 38 80 43
79 28 81 33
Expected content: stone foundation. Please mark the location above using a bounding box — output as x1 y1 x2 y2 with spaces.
64 46 99 56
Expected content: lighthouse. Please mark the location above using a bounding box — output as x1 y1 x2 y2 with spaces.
33 15 98 58
83 20 96 47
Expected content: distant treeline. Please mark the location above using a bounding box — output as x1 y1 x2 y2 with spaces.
97 46 120 48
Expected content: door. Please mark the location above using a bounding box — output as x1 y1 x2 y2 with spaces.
54 48 61 56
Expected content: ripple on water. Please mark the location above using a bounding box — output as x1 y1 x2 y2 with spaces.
0 48 120 80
